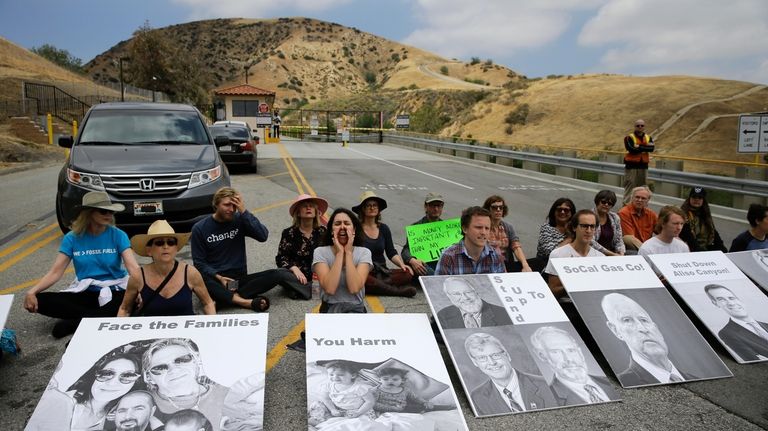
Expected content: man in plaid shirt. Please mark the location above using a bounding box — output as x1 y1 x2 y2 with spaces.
435 206 505 275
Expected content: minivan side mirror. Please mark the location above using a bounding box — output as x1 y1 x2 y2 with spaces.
58 136 74 148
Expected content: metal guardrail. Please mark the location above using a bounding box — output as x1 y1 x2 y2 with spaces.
384 132 768 198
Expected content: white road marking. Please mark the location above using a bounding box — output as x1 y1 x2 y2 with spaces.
347 147 474 190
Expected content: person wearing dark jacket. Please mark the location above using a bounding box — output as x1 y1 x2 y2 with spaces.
679 187 727 252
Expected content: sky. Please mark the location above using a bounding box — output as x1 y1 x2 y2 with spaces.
1 0 767 84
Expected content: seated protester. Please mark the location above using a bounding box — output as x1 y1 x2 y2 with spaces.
275 194 329 299
191 187 306 313
483 195 533 272
591 190 625 256
312 208 373 313
118 220 215 316
618 186 658 253
730 203 768 252
401 192 445 276
545 210 604 299
23 191 140 338
353 191 416 297
536 198 576 262
679 187 727 252
638 205 690 256
435 206 505 276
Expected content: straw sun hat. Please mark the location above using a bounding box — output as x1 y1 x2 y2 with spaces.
289 194 329 216
77 191 125 213
130 220 190 257
351 191 387 214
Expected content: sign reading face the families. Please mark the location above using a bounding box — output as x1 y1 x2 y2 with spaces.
26 314 269 431
305 313 468 431
421 273 620 418
0 295 12 331
648 251 768 364
727 249 768 293
405 218 463 263
551 256 733 388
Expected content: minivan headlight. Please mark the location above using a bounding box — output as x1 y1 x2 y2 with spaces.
189 165 222 189
67 168 105 191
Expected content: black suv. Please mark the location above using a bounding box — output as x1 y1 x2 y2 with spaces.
56 103 231 234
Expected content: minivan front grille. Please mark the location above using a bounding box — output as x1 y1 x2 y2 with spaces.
102 172 190 197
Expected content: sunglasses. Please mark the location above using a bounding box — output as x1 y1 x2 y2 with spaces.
556 207 572 214
599 200 615 206
96 208 115 215
578 223 597 230
150 238 178 247
148 353 195 376
635 124 645 128
95 368 141 384
490 204 506 210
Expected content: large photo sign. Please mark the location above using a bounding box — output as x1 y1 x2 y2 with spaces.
26 314 268 431
421 273 620 418
648 251 768 363
552 256 732 388
0 294 11 331
727 249 768 292
305 313 468 431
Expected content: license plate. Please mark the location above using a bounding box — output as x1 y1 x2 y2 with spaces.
219 145 234 152
134 201 163 216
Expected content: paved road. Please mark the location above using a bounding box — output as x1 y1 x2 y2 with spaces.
0 141 766 430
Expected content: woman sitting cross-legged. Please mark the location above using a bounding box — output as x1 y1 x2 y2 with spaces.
118 220 215 317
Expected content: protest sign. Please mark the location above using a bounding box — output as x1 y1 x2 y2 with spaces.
0 295 11 331
26 314 268 431
306 313 468 431
552 255 732 388
421 273 620 418
405 218 462 263
727 249 768 292
648 251 768 363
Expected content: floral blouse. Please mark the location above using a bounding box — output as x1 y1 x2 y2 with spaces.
275 225 327 281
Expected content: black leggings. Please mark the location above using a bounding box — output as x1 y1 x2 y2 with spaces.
201 268 310 307
36 290 125 320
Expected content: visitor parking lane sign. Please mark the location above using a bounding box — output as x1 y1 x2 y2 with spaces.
737 115 763 153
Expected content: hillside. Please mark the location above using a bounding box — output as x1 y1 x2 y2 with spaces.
85 18 515 104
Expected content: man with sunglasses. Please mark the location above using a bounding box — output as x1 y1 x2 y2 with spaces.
401 192 445 277
623 119 655 205
545 210 604 299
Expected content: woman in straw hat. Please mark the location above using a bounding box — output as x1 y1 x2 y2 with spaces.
118 220 215 316
23 191 140 338
353 191 416 297
275 194 329 299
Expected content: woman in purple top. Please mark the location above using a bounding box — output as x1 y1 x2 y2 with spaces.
118 220 215 317
590 190 625 256
353 191 416 297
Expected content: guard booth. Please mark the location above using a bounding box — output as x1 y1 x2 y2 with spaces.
212 84 276 143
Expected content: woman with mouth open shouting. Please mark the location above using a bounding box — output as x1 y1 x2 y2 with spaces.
312 208 373 313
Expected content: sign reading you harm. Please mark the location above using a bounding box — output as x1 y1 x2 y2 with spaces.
405 218 463 263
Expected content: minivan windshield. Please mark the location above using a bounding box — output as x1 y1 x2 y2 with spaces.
78 110 209 145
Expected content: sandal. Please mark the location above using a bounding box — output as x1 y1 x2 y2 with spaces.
250 296 270 312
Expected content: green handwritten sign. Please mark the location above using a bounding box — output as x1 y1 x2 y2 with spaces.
405 218 463 263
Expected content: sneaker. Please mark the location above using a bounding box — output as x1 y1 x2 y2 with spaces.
52 319 79 339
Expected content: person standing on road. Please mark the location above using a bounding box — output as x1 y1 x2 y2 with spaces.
275 194 329 299
435 206 505 276
483 195 532 272
354 191 416 297
272 109 281 138
23 191 140 338
729 203 768 252
190 187 306 313
622 119 655 204
400 192 445 277
618 186 658 253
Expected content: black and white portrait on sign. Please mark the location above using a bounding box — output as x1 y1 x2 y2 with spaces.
727 249 768 292
523 323 620 407
26 315 268 431
569 288 732 388
306 313 468 431
423 275 512 329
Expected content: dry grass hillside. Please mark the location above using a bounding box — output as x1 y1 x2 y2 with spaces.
85 18 515 103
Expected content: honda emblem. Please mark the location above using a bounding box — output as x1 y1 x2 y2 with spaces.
139 178 155 192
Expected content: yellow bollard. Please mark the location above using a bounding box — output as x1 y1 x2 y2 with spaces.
72 120 78 137
47 113 53 145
